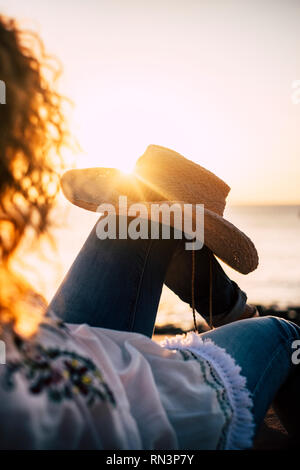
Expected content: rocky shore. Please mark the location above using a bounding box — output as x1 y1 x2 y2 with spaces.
154 305 300 336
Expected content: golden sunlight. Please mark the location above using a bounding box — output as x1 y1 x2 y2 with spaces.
120 168 134 176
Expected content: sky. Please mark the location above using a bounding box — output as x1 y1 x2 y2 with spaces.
1 0 300 204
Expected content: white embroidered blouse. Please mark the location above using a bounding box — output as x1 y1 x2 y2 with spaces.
0 317 254 450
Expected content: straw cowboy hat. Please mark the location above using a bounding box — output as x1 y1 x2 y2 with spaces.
61 145 258 275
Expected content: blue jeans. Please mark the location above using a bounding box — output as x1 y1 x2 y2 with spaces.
50 219 247 334
49 219 300 435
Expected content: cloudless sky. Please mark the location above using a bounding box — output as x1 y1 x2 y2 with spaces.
1 0 300 204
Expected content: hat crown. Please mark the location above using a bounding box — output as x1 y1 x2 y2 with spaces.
135 145 230 216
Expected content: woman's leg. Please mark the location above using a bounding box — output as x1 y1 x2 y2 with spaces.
201 316 300 435
49 217 251 335
165 244 248 326
49 218 180 337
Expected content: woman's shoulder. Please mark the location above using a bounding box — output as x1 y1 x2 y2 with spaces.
0 315 117 413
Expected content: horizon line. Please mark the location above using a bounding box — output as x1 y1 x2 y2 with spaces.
228 202 300 207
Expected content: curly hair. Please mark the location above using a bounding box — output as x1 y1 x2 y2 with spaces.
0 16 69 333
0 15 68 261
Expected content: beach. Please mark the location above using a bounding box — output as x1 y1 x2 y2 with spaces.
13 201 299 450
17 202 300 334
1 0 300 453
25 203 299 310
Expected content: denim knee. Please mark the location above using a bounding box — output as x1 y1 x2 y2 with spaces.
262 315 300 344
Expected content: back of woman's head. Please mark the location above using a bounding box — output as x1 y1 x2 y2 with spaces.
0 16 68 333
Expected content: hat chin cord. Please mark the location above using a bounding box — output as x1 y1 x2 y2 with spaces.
191 249 214 332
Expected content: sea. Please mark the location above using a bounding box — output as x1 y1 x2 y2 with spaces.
21 204 300 331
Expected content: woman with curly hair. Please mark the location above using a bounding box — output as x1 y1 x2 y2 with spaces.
0 14 299 450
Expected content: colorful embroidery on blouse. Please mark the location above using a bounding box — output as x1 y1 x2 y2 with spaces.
2 323 116 408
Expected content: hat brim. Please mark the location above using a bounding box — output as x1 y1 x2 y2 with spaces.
61 168 259 274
